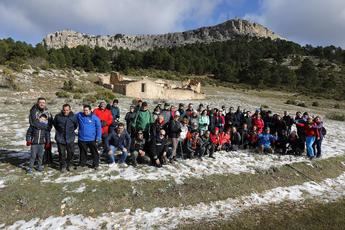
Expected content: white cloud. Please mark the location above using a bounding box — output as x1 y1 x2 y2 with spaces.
0 0 222 44
245 0 345 47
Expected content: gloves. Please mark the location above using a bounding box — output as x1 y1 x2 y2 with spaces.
101 121 107 127
26 141 32 146
44 142 51 150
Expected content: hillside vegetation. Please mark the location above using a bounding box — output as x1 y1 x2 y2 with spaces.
1 37 345 99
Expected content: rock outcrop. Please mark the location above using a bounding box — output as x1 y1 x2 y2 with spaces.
43 19 282 51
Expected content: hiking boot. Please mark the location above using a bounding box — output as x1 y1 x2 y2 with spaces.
209 155 215 159
37 166 44 172
27 168 33 174
94 166 99 171
60 168 67 173
198 157 203 161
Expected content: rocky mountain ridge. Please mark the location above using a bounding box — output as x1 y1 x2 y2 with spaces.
43 18 283 51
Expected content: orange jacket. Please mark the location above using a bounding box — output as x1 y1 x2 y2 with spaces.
219 132 231 145
93 108 113 135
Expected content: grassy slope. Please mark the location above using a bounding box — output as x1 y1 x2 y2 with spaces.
180 199 345 230
0 155 344 225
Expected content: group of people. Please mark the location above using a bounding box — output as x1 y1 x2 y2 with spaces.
25 97 326 173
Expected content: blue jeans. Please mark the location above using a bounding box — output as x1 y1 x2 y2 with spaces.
306 136 316 158
108 145 128 164
313 138 322 157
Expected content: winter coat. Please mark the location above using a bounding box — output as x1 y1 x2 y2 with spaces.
26 123 51 145
248 131 259 145
130 138 145 152
105 130 131 151
252 117 265 134
210 132 221 145
150 137 168 160
296 122 319 138
29 104 53 130
161 110 171 125
231 132 242 146
258 133 277 148
76 112 102 142
93 108 113 135
125 111 137 132
219 132 231 145
134 109 154 132
167 120 182 138
198 115 210 131
283 115 294 128
109 106 120 120
53 112 78 144
189 115 199 128
150 120 165 139
186 137 203 152
214 115 225 129
315 121 325 139
232 111 244 127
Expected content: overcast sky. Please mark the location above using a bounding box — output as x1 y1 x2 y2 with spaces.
0 0 344 48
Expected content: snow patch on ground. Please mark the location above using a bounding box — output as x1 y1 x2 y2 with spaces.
6 172 345 229
0 180 5 189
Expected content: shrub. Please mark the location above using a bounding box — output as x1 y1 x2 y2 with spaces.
334 104 341 109
56 91 70 98
261 104 269 109
326 113 345 121
95 90 116 102
62 80 75 91
73 93 82 99
297 102 307 107
83 95 97 104
312 101 319 107
285 99 297 105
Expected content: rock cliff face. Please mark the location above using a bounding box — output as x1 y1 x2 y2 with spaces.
43 19 282 51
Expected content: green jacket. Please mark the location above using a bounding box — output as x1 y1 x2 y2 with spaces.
133 109 153 132
198 115 210 131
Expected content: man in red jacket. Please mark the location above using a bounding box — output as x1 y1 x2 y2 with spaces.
93 101 113 146
252 113 265 134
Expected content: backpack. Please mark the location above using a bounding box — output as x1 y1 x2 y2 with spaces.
321 127 327 136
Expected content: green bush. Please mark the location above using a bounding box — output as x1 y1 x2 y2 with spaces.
73 93 82 99
297 102 307 107
285 99 297 105
95 90 115 102
326 113 345 121
312 101 319 107
56 91 70 98
62 80 74 91
82 95 97 104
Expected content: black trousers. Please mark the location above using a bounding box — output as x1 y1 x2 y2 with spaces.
57 143 74 169
78 141 99 167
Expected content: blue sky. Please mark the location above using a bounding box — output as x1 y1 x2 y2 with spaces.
1 0 345 47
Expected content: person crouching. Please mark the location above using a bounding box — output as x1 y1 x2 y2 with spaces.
105 123 131 168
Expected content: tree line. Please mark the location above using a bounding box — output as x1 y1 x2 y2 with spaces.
1 36 345 99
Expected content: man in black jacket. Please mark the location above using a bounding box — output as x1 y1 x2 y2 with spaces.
167 111 182 162
53 104 78 172
130 130 151 167
150 129 169 167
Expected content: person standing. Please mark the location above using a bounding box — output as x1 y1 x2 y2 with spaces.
133 102 154 141
53 104 78 172
77 105 102 169
29 97 53 164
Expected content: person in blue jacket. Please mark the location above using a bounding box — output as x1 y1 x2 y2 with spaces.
105 122 131 167
257 127 277 154
77 104 102 169
53 104 78 172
